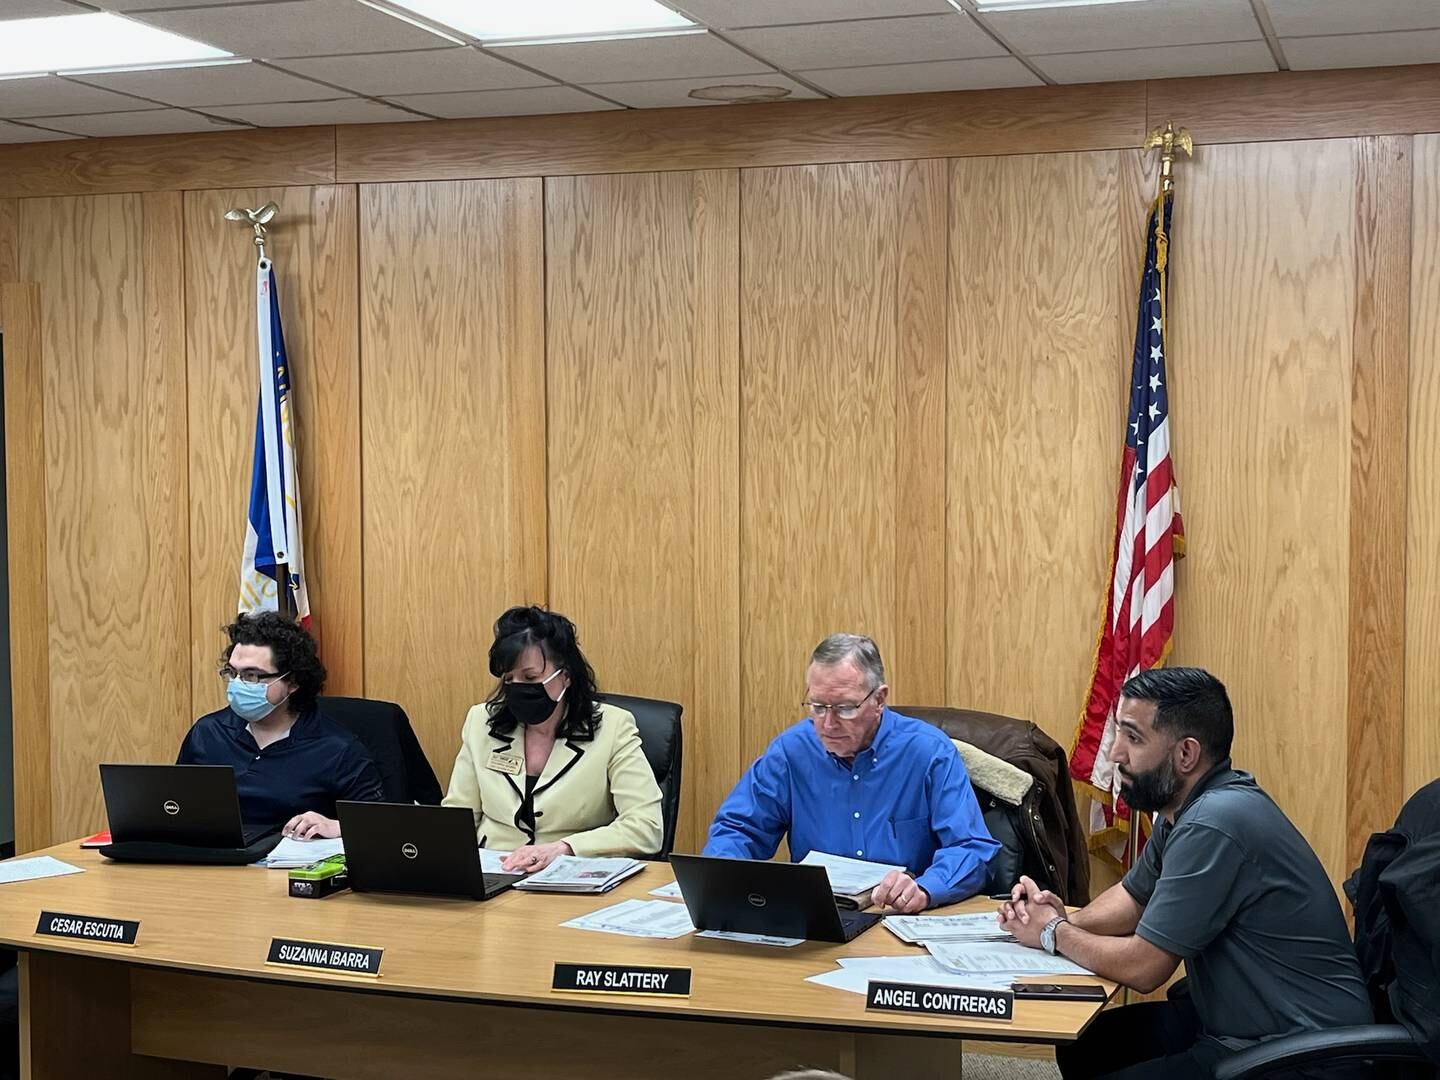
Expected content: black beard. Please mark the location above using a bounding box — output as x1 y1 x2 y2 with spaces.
1119 756 1181 813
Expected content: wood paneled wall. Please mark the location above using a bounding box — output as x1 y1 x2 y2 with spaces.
4 65 1439 865
358 180 546 786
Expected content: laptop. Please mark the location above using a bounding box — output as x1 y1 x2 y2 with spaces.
336 801 523 901
100 764 276 848
669 853 883 943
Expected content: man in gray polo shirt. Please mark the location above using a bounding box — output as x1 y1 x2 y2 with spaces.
1000 667 1371 1080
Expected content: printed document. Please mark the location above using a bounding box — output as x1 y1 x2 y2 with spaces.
561 898 696 939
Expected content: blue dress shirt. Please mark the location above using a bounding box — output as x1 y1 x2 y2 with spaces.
177 706 384 827
703 709 1000 906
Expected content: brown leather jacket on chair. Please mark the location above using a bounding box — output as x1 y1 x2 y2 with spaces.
896 705 1091 906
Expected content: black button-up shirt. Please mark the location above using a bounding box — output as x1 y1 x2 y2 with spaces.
176 706 384 827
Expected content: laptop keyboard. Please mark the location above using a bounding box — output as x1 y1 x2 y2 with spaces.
839 909 883 941
482 872 524 894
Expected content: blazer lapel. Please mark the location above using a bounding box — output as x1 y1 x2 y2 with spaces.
532 738 585 800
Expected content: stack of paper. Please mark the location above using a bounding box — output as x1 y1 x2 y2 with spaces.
257 836 345 869
806 955 1018 997
924 940 1092 977
799 850 905 908
562 898 695 938
883 913 1014 945
516 855 645 894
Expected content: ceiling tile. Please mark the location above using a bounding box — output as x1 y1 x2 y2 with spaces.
984 0 1260 54
131 0 456 59
273 47 550 96
588 73 822 107
0 1 90 17
387 86 620 118
1034 40 1277 84
96 0 284 8
670 0 952 29
488 30 771 84
728 13 1004 69
40 108 248 136
1284 29 1440 70
1263 0 1440 37
216 97 429 125
73 61 337 107
0 76 154 119
800 56 1041 95
0 119 81 142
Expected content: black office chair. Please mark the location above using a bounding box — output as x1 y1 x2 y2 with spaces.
318 696 442 805
598 692 683 859
1200 779 1440 1080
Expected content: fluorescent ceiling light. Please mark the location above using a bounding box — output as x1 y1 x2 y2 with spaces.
0 13 230 78
381 0 695 42
974 0 1150 10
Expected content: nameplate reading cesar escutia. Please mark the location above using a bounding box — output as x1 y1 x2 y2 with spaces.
35 911 140 946
865 981 1014 1022
267 938 383 978
553 963 692 997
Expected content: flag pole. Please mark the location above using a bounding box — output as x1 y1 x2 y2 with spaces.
225 202 294 621
1120 122 1191 1005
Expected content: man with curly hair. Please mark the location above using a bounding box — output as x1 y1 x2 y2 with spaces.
177 611 383 839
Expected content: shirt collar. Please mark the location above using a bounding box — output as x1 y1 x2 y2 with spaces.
1172 756 1234 822
222 705 318 741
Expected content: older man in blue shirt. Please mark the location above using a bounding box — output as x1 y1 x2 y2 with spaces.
704 633 999 911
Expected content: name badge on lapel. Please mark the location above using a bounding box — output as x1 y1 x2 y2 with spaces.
487 751 524 776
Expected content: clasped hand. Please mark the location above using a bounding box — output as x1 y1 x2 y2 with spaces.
996 874 1066 948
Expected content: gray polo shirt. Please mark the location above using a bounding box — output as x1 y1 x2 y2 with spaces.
1123 761 1372 1044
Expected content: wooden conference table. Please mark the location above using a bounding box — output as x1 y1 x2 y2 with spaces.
0 843 1115 1079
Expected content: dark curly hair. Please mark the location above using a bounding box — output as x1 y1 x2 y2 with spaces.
218 611 326 713
485 606 600 741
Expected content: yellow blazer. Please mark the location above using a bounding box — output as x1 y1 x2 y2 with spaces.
442 702 663 857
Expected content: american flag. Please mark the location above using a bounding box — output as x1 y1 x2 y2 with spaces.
1069 192 1184 859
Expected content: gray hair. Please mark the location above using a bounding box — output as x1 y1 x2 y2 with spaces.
809 633 885 690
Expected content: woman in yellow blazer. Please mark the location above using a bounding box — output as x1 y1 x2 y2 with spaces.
443 605 663 873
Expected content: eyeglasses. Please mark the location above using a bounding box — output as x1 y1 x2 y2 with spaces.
802 686 879 722
219 666 288 685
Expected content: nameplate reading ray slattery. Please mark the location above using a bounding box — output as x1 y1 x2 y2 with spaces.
865 981 1014 1022
35 911 140 947
266 938 384 978
553 963 691 997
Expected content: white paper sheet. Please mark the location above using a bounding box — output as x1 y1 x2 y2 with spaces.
925 940 1092 977
648 880 683 899
697 929 803 947
883 912 1013 944
517 855 644 891
799 850 905 894
0 855 84 885
806 955 1018 996
479 848 517 875
258 836 345 869
561 898 696 939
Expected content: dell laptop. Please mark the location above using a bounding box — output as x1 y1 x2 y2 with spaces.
336 801 523 901
669 853 883 943
100 763 277 848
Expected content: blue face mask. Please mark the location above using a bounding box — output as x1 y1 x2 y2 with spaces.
228 678 285 723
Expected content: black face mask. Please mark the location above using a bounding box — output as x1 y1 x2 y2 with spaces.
506 680 562 727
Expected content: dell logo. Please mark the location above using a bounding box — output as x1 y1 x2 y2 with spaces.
401 843 418 860
747 893 767 908
163 800 180 816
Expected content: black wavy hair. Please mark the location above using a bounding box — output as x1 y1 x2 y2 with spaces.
484 606 600 741
219 611 326 714
1120 666 1233 763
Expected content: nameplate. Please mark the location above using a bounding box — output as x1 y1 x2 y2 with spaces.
865 981 1014 1021
266 938 383 978
553 963 691 997
35 911 139 947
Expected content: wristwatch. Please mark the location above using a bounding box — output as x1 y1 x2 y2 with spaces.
1040 915 1068 955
